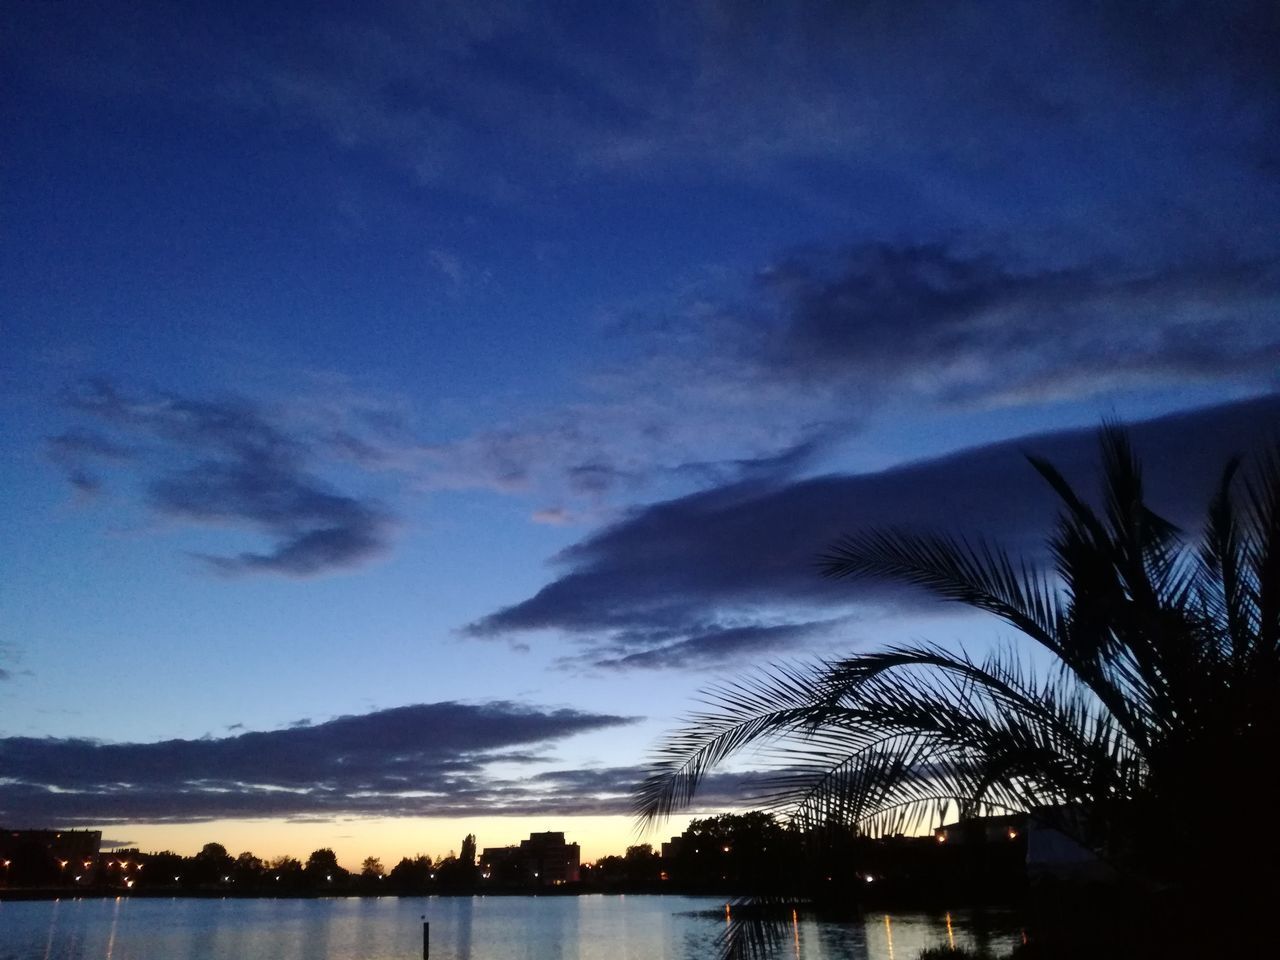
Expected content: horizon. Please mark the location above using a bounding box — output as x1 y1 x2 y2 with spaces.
3 1 1278 866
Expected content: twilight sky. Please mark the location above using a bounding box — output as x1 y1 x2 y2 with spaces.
2 1 1278 866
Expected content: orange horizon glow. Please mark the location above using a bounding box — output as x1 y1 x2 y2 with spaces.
87 813 701 871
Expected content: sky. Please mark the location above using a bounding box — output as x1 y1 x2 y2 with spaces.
2 0 1278 868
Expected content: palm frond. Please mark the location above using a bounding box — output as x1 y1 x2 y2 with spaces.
819 531 1064 654
717 897 806 960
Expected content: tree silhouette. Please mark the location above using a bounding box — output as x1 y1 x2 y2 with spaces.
303 848 348 886
188 842 233 885
637 426 1280 956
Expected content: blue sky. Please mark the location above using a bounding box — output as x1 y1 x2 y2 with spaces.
2 1 1278 864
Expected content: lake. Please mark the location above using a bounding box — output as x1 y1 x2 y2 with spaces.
0 895 1022 960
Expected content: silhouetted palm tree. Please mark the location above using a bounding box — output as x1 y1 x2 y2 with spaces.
636 426 1279 953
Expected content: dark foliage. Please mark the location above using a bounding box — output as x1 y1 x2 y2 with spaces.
637 425 1280 957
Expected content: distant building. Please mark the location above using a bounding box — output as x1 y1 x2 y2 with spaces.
933 813 1026 846
660 836 685 859
480 831 580 886
931 810 1112 883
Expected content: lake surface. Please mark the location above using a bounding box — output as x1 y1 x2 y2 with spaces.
0 895 1021 960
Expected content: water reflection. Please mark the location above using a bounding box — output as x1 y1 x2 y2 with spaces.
1 895 1021 960
456 897 473 960
105 896 122 959
41 896 60 960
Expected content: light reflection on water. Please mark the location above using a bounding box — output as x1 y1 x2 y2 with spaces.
0 895 1020 960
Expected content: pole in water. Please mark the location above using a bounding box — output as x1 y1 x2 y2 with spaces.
422 918 429 959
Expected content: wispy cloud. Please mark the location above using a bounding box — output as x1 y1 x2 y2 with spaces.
405 226 1278 510
44 429 139 495
584 618 852 673
18 3 1276 228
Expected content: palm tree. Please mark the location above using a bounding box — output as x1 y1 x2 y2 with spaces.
636 426 1279 952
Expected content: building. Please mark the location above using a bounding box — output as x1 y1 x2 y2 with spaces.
480 831 580 886
933 813 1026 845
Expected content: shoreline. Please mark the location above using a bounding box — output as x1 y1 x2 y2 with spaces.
0 886 1024 910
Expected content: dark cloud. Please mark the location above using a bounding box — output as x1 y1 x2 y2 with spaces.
153 462 390 576
0 701 637 825
743 242 1279 403
469 394 1280 663
52 380 394 577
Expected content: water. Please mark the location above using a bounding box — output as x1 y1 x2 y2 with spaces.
0 895 1021 960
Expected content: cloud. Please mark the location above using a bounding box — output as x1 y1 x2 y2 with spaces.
51 380 394 577
19 2 1277 249
428 248 465 286
586 618 851 672
514 766 787 817
0 701 638 825
405 226 1274 509
44 429 139 495
23 4 1280 549
0 641 24 682
743 242 1279 404
468 394 1280 664
152 463 390 576
416 390 853 508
